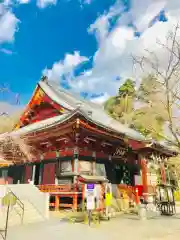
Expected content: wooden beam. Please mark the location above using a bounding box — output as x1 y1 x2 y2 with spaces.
79 124 126 144
25 120 76 140
24 126 74 144
79 119 125 141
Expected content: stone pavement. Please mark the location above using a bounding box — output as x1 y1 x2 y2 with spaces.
4 213 180 240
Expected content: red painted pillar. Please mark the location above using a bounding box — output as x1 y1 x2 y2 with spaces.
82 184 85 201
55 195 60 211
135 187 140 204
49 163 55 184
42 163 55 185
25 165 32 183
73 193 78 210
160 163 166 184
140 158 148 200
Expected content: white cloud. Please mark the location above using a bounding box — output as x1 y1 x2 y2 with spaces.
37 0 57 8
40 0 180 98
0 4 19 44
2 0 12 6
88 15 110 44
83 0 92 4
43 51 88 81
90 93 110 104
3 0 57 8
128 0 167 32
0 48 13 54
67 0 180 97
88 0 124 45
79 0 93 7
18 0 30 4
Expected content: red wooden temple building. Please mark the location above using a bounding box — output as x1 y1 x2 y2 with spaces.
0 76 177 209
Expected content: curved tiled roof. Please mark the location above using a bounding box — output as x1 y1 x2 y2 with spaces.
39 80 145 141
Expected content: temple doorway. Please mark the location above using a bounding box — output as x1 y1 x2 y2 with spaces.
8 165 25 184
113 162 135 185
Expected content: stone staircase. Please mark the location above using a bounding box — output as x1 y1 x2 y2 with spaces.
0 200 45 228
0 184 49 228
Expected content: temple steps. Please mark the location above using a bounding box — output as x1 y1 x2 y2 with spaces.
0 200 45 228
7 184 49 219
0 184 49 228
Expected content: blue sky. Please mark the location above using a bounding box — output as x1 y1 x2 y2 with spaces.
0 0 179 111
1 0 115 104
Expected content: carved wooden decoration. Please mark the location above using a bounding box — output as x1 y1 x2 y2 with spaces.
113 147 126 157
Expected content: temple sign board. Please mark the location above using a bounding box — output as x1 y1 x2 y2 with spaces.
113 147 126 158
85 184 97 210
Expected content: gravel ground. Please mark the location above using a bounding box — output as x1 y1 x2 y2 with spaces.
4 212 180 240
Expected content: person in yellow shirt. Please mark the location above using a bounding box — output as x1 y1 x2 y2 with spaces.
105 185 112 220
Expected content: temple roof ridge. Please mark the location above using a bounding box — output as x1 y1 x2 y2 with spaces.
38 78 145 141
39 78 105 111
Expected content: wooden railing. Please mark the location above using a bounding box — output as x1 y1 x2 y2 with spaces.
38 184 84 193
38 184 82 210
38 184 73 193
117 184 138 203
117 184 157 204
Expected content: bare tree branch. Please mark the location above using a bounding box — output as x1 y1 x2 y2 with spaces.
133 22 180 149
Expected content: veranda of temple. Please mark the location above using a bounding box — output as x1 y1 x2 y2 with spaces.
0 77 177 210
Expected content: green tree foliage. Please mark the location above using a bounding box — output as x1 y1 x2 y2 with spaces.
137 74 163 102
104 79 136 125
104 75 168 140
104 97 118 116
118 79 135 97
132 75 168 139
